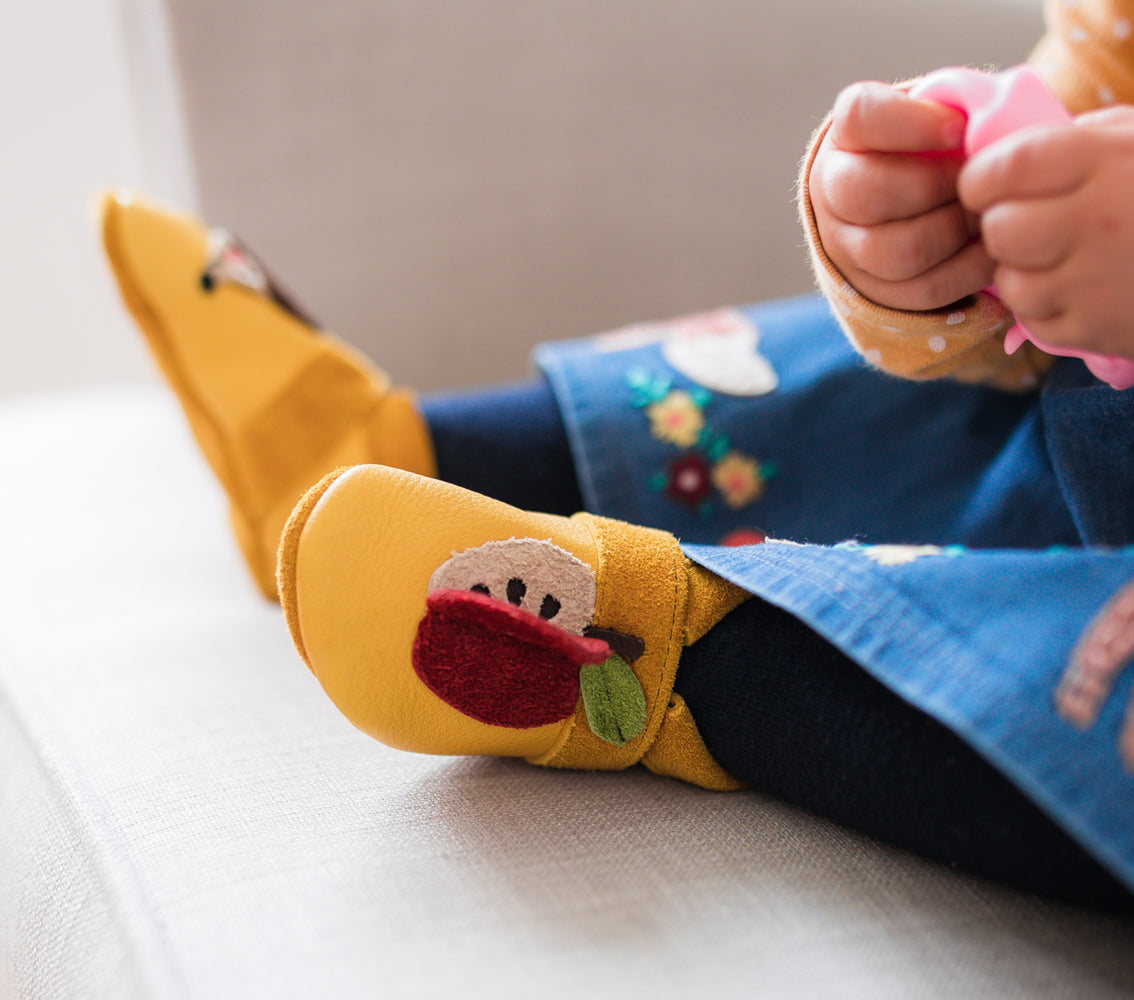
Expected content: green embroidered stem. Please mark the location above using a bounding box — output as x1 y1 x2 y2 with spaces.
627 367 673 407
579 656 647 747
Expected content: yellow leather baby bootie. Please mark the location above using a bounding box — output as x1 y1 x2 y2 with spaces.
278 465 750 790
100 192 435 599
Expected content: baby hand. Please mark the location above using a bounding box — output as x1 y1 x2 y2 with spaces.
959 106 1134 361
810 81 996 311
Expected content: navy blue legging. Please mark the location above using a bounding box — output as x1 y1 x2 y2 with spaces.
421 380 1133 911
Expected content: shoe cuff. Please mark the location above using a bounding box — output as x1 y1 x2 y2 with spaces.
529 513 684 772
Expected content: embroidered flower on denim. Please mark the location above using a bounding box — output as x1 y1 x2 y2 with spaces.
1056 576 1134 767
647 389 704 448
628 367 775 517
712 452 766 509
720 528 767 547
664 454 714 506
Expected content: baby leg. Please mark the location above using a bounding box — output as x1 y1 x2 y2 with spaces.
421 379 582 516
677 598 1134 910
102 194 590 595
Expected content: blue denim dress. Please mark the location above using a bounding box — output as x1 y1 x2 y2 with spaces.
535 294 1134 894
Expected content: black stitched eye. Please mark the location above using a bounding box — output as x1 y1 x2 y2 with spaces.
539 594 561 620
470 583 490 596
506 578 526 605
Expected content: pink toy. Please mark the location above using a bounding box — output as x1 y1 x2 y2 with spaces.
910 66 1134 390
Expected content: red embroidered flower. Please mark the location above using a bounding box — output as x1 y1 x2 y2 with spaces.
721 528 766 547
666 454 714 507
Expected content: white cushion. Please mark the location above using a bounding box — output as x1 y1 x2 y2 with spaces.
2 388 1132 999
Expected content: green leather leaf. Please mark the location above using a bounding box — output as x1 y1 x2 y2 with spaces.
579 655 647 747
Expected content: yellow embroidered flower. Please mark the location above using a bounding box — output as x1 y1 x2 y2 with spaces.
711 452 765 509
646 390 704 448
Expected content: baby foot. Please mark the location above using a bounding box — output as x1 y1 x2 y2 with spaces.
100 192 434 597
278 464 746 786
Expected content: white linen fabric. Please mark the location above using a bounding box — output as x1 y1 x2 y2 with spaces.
1 388 1133 999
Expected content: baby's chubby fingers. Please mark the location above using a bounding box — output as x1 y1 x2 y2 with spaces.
958 122 1093 213
810 80 987 312
980 198 1074 271
829 81 967 154
816 82 969 227
814 141 965 226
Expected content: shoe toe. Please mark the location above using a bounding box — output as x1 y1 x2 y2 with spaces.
279 465 602 759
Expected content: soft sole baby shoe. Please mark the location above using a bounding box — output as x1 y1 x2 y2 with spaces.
100 191 435 598
278 465 748 789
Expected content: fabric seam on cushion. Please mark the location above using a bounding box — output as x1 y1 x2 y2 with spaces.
0 638 191 999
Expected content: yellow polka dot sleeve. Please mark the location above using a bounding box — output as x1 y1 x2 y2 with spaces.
797 0 1134 390
798 117 1050 390
1031 0 1134 113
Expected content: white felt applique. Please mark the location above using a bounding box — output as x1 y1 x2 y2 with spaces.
836 543 964 567
203 228 269 295
661 315 777 397
861 545 945 566
596 309 777 397
428 538 596 636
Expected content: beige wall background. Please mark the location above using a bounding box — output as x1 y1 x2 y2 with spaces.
3 0 1045 399
0 0 159 398
157 0 1045 392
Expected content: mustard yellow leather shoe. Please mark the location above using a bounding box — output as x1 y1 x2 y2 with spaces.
278 464 749 790
100 191 435 598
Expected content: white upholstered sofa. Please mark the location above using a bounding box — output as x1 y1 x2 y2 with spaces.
4 1 1134 996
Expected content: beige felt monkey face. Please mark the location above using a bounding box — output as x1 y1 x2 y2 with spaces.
427 538 597 636
419 537 645 743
